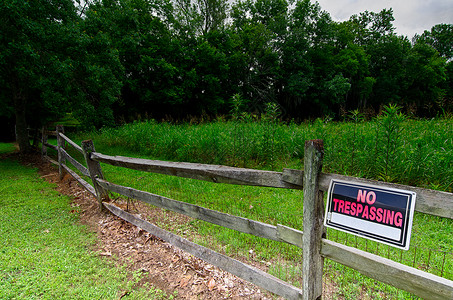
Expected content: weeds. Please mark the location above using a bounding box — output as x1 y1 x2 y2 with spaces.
66 106 453 298
374 104 407 182
80 105 453 191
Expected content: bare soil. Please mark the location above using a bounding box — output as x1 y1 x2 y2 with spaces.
16 152 276 299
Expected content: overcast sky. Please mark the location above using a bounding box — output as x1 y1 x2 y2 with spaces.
315 0 453 38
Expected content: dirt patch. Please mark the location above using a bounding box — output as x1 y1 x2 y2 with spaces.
15 152 275 299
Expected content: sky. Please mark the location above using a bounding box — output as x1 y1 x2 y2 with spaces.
315 0 453 38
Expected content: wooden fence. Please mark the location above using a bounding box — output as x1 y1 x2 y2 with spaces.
40 127 453 300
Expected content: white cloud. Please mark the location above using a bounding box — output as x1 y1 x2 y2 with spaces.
315 0 453 38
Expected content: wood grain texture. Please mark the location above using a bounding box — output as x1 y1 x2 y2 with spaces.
96 178 304 245
321 239 453 300
82 140 109 210
282 169 453 219
44 130 57 136
41 126 47 158
103 202 303 300
60 148 89 177
91 152 300 189
302 140 325 300
276 224 303 248
59 133 83 154
44 143 58 151
61 164 96 196
43 155 58 166
56 126 66 180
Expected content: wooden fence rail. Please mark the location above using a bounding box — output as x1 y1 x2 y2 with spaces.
40 128 96 196
283 169 453 219
103 202 304 299
95 178 303 244
91 152 453 219
91 152 299 189
40 126 453 300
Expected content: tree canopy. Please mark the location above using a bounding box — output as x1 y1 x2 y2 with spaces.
1 0 452 150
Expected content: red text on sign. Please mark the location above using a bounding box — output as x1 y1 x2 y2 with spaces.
332 198 403 227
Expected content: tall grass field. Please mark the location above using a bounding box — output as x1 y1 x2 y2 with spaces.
62 107 453 298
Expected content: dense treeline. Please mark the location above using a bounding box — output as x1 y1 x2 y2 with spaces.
1 0 452 150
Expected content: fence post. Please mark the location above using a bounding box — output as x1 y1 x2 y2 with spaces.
56 125 66 180
31 128 39 148
302 139 325 300
82 140 109 211
41 126 47 160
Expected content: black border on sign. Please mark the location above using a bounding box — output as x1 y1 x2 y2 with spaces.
324 179 417 250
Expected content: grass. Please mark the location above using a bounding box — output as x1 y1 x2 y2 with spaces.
79 112 453 192
53 112 452 298
0 143 16 154
0 144 174 300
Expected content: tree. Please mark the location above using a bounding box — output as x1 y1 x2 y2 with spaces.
414 24 453 113
81 0 178 120
366 35 411 109
279 0 351 118
414 24 453 60
0 0 124 151
405 42 447 115
0 0 79 151
173 0 229 36
229 0 288 113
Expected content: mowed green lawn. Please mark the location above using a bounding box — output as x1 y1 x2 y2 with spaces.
0 143 169 300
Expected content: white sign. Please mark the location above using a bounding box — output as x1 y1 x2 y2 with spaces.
324 180 417 250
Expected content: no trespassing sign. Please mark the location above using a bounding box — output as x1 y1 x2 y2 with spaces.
324 180 417 250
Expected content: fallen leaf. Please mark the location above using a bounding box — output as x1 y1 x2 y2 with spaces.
207 278 216 291
180 275 192 288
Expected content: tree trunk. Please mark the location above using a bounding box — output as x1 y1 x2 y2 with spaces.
14 93 31 153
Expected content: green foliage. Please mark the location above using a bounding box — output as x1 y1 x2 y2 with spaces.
373 104 407 181
3 0 453 150
83 110 453 192
415 24 453 60
72 117 453 298
0 0 123 149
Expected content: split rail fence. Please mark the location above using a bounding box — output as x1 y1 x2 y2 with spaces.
40 126 453 299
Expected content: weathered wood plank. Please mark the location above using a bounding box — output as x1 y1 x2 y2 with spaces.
45 130 57 136
103 202 303 300
44 143 58 151
59 133 83 154
282 169 453 219
41 126 47 158
276 224 303 248
91 152 300 189
56 126 66 180
321 239 453 300
44 155 59 166
61 164 96 196
82 140 109 210
302 140 325 300
60 148 89 177
96 178 289 243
